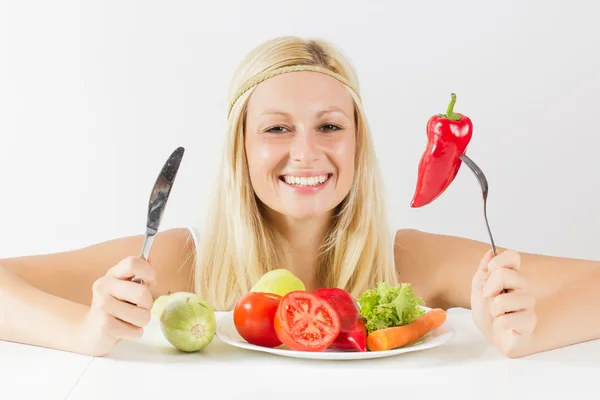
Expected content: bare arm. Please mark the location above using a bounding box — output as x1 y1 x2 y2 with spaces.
0 266 91 352
395 228 600 356
394 229 598 309
0 228 195 353
525 266 600 356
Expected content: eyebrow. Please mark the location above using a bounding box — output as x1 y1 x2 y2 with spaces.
258 107 350 119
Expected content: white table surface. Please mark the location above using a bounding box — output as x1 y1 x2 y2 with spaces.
2 308 598 400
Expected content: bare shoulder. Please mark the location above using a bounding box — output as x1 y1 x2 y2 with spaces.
393 229 445 308
145 227 198 298
0 227 197 306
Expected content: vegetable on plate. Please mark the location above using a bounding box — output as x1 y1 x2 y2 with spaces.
274 291 341 352
329 318 367 352
366 308 447 352
313 287 367 352
231 269 447 354
233 292 283 348
250 268 306 296
357 281 426 335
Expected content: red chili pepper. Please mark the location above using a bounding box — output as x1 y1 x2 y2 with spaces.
410 93 473 208
329 317 367 352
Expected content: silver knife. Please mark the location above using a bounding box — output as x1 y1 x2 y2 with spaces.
131 146 185 284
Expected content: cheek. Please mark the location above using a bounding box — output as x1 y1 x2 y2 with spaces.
245 137 285 179
330 133 356 179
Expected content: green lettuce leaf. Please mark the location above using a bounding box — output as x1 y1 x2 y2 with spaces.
357 282 426 334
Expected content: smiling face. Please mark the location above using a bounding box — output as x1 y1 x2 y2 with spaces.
244 71 357 222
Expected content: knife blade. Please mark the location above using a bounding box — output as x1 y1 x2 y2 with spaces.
131 146 185 284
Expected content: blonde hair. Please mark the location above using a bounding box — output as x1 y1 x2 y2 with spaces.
194 36 398 311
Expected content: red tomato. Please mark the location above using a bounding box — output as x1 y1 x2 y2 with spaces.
233 292 282 348
274 291 341 352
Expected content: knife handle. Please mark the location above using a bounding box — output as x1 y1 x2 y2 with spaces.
131 233 156 285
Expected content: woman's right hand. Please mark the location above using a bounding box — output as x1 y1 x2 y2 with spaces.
80 256 156 356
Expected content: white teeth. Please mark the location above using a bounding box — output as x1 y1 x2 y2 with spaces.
283 174 329 187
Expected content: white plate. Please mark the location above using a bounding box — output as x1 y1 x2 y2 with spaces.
215 307 455 360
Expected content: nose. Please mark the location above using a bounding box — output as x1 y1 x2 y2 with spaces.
289 130 320 164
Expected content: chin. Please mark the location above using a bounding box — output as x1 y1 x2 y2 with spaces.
273 202 339 221
285 209 331 221
256 187 349 222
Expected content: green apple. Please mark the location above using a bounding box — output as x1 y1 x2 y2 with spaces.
250 269 305 296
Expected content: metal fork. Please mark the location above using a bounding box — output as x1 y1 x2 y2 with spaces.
459 154 498 257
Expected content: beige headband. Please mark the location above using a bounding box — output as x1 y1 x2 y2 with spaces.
227 64 361 117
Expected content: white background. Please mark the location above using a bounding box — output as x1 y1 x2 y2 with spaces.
0 0 598 262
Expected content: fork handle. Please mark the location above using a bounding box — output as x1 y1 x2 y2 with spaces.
482 196 498 257
458 154 498 257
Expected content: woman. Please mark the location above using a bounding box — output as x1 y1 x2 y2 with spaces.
0 36 598 359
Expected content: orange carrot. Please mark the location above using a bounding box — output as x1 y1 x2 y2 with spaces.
366 308 447 351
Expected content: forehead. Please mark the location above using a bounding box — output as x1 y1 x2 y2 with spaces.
245 71 354 118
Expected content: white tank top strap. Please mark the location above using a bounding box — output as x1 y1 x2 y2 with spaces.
187 226 200 249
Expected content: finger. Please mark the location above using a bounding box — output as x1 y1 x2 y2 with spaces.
472 249 495 291
478 249 495 273
106 315 144 341
101 294 152 328
108 278 154 310
482 267 525 298
487 250 521 274
493 309 537 335
107 256 156 286
489 292 535 319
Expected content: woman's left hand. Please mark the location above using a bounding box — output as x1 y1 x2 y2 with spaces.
471 249 538 358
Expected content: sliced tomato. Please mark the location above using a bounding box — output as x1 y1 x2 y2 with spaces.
233 292 283 348
274 291 341 352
